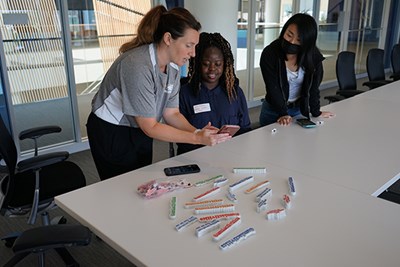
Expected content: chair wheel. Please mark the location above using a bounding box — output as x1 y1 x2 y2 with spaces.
50 216 67 225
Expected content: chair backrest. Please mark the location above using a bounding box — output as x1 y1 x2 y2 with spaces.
391 44 400 74
336 51 357 91
0 115 17 215
366 48 386 81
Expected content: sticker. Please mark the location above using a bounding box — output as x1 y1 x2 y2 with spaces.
193 103 211 114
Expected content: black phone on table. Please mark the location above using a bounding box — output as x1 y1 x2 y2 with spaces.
296 118 316 128
164 164 201 176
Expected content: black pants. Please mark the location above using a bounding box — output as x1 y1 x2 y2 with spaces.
86 112 153 180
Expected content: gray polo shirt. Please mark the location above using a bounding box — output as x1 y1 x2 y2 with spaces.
92 43 180 127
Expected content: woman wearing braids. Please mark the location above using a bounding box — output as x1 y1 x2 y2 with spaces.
178 32 251 155
86 6 231 180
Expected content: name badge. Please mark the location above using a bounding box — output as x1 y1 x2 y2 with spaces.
193 103 211 114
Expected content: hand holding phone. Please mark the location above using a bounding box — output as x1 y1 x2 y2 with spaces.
296 118 316 128
217 125 240 136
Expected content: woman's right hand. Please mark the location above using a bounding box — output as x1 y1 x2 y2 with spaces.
196 123 231 146
277 115 292 125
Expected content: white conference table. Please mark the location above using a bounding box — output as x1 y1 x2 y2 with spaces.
56 152 400 267
55 81 400 267
215 90 400 197
358 79 400 103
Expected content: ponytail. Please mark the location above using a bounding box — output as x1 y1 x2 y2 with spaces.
119 5 201 54
119 5 167 54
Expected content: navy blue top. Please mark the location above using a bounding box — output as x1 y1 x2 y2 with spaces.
178 82 251 154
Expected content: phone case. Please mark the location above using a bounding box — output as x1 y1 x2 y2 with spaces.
296 119 316 128
217 125 240 136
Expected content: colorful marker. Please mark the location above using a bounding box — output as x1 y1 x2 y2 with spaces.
169 196 177 219
195 220 221 237
198 212 240 223
213 177 229 187
226 191 238 203
288 177 296 196
282 194 291 209
229 176 254 193
193 187 221 202
245 180 270 193
257 198 268 213
255 187 272 202
195 175 224 187
175 215 198 231
194 204 235 215
219 227 256 250
212 217 241 241
266 208 286 220
184 199 224 209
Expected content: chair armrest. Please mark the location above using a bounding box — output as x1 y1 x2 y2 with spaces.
324 95 345 103
12 224 91 253
19 126 61 141
336 90 365 97
17 151 69 172
362 80 392 89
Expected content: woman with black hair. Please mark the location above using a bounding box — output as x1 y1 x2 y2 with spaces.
259 13 334 126
178 32 251 154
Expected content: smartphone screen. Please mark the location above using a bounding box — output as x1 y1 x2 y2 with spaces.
296 119 316 128
217 125 240 136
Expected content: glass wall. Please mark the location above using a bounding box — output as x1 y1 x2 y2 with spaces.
68 0 151 138
0 0 75 152
0 63 9 129
237 0 391 103
348 0 386 73
0 0 151 154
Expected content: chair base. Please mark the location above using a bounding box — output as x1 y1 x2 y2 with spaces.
4 224 91 267
1 232 20 248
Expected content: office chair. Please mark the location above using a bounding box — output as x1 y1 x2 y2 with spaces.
0 116 90 266
363 48 393 89
324 51 365 103
390 44 400 81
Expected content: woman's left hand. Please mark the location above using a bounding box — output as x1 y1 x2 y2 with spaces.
202 122 219 131
320 111 335 118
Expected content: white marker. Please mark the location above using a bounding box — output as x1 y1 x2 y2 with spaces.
233 168 267 174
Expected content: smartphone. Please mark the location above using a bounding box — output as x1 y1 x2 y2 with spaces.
164 164 201 176
296 118 317 128
217 125 240 136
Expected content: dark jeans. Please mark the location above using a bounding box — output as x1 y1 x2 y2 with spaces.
259 101 301 126
86 112 153 180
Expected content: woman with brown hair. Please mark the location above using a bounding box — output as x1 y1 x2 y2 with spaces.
87 6 230 180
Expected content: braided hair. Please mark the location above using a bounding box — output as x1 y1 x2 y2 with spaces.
187 32 238 102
